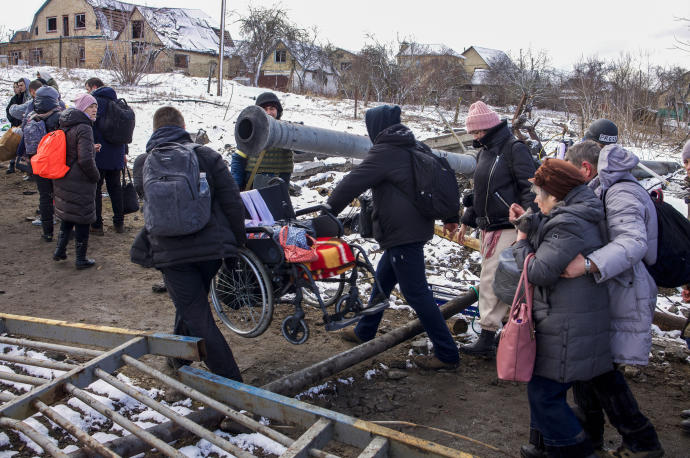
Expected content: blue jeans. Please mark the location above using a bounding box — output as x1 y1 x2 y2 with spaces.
528 375 588 447
354 242 459 364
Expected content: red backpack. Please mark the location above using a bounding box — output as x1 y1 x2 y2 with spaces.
31 130 69 179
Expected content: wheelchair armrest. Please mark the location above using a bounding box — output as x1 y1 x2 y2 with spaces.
294 205 344 237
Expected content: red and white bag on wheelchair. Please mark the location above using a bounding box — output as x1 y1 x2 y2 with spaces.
496 253 536 382
278 226 319 263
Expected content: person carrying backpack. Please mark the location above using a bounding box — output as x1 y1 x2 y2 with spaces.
26 86 63 242
5 78 30 174
52 94 101 269
85 77 127 235
550 140 662 458
130 106 245 381
458 101 537 357
325 105 461 371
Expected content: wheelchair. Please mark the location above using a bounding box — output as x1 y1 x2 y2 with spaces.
209 180 387 344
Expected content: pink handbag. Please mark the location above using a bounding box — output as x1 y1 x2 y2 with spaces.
496 253 536 382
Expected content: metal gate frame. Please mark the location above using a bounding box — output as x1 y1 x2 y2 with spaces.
0 313 472 457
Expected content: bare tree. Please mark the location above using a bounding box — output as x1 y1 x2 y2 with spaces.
237 4 301 87
484 48 552 106
287 26 329 93
567 56 609 133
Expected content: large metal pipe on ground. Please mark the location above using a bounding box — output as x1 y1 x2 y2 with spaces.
263 289 479 396
235 105 477 176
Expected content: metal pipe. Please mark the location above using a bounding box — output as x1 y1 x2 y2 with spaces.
64 383 186 458
121 355 336 458
0 417 69 457
0 336 103 358
0 371 48 386
33 399 121 458
0 354 77 371
263 289 479 395
234 105 477 176
93 368 254 458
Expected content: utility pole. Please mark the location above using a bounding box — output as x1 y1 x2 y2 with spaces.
217 0 226 96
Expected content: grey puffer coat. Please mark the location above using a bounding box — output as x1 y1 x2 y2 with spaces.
513 184 611 383
587 145 658 366
53 109 100 224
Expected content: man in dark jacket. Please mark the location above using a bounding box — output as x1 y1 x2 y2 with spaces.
131 106 245 381
326 105 460 371
458 101 536 356
5 78 31 174
86 77 127 234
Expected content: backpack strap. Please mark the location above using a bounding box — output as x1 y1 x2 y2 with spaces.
500 137 522 197
245 149 267 191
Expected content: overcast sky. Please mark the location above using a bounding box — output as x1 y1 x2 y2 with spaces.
4 0 689 70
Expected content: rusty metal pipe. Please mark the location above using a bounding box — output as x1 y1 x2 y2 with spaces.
235 105 477 176
0 336 103 358
93 368 253 458
264 289 479 396
0 371 48 386
0 417 69 457
0 354 77 371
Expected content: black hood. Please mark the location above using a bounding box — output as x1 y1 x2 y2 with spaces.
255 92 283 120
33 86 60 114
371 123 416 148
366 105 401 142
146 126 192 152
59 108 92 128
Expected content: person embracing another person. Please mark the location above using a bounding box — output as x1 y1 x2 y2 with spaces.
509 158 612 458
52 93 100 269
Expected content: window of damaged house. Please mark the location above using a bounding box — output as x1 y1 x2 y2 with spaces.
46 17 57 33
75 13 86 30
275 49 286 63
78 47 86 66
30 48 43 65
35 27 38 36
63 16 69 36
132 20 143 39
340 62 352 71
174 54 189 69
10 51 22 65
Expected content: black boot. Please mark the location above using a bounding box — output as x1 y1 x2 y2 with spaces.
6 160 15 174
53 230 69 261
520 428 547 458
571 405 605 451
75 240 95 270
42 226 53 242
460 330 496 356
545 440 596 458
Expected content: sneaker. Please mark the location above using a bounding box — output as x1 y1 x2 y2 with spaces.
90 226 104 236
611 446 664 457
412 354 459 371
682 419 690 434
152 282 167 294
520 444 547 458
31 218 42 226
340 327 363 344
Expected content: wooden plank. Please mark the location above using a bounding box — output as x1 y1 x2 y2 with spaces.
282 418 333 458
358 436 389 458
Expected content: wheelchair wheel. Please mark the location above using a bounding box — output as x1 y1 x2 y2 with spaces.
281 316 309 345
301 275 347 307
211 248 274 338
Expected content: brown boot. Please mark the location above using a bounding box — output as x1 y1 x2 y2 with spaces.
340 327 363 344
412 354 459 372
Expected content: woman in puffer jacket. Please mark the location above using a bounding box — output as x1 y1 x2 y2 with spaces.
52 94 100 269
509 158 611 458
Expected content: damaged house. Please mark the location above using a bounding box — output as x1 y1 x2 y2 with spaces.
0 0 246 79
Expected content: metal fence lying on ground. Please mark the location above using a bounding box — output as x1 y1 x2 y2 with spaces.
0 313 472 457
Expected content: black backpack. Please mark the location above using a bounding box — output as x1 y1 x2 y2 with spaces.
607 180 690 288
401 144 460 221
101 98 135 144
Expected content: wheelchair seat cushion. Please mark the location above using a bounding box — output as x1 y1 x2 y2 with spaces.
306 238 355 280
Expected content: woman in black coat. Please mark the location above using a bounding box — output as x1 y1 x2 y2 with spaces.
509 158 611 458
53 94 100 269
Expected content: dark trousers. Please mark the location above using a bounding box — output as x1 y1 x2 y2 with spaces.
573 368 661 452
354 242 460 364
60 221 90 242
528 375 591 450
160 259 242 382
35 176 54 234
94 168 124 228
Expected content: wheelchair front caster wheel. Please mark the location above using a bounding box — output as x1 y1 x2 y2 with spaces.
281 316 309 344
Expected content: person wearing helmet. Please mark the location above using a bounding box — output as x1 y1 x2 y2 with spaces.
230 92 295 190
584 118 618 147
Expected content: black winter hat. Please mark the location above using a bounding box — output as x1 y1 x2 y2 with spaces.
255 92 283 120
365 105 401 142
584 119 618 145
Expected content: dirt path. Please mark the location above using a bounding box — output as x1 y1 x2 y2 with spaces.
1 170 689 457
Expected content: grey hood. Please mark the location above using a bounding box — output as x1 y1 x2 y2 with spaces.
597 144 639 192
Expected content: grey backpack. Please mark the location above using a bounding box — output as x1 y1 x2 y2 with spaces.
23 114 47 155
142 142 211 237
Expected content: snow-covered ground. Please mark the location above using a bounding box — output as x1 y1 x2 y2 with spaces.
1 65 688 455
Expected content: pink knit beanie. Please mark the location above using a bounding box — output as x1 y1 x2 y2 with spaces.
465 101 500 132
74 93 97 113
682 140 690 162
